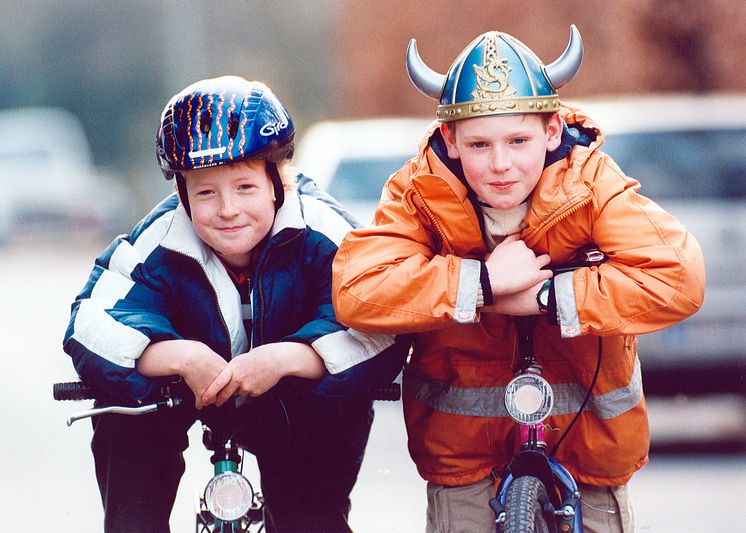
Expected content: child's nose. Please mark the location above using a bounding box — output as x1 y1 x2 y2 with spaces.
490 147 511 172
218 194 240 217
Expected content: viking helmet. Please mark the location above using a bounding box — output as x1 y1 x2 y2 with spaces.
406 26 583 122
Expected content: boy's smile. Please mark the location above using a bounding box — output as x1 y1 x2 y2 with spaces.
441 113 563 210
184 159 276 269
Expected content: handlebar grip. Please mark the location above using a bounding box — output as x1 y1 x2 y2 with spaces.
367 383 401 401
53 381 102 401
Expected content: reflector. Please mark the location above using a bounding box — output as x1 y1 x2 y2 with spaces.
205 471 253 522
504 374 554 424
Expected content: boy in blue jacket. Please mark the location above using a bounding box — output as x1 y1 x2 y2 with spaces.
63 76 403 533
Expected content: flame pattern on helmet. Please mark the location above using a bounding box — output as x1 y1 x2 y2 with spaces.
406 26 583 122
156 76 294 178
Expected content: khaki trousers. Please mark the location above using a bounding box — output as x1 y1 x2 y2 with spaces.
425 477 634 533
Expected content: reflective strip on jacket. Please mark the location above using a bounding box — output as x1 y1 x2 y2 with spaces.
332 106 705 487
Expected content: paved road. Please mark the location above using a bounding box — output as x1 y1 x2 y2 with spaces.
2 242 744 532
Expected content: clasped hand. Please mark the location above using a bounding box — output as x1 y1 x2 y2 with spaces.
481 233 553 316
201 344 287 408
179 341 324 409
180 343 286 409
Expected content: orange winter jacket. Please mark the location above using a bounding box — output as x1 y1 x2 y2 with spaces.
332 106 705 487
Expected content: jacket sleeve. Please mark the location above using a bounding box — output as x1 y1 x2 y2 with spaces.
332 166 482 334
62 231 183 401
284 235 409 398
568 156 705 337
280 188 409 397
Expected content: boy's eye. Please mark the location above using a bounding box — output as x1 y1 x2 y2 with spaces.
196 189 214 197
238 183 257 191
471 141 488 148
512 138 527 145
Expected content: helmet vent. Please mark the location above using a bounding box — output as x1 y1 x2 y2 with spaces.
200 110 212 134
174 114 189 149
228 113 240 139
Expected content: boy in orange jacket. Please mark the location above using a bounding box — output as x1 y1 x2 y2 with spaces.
332 27 705 532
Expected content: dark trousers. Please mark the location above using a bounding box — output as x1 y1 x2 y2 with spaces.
91 391 374 533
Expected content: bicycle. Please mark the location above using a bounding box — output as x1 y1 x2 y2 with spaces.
489 249 607 533
53 379 401 532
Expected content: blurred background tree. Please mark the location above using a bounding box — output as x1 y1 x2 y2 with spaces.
2 0 745 217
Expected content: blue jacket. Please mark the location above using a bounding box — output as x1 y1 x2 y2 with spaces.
63 175 404 401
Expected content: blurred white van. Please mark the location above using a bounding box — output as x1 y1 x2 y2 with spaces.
0 107 132 244
295 117 432 225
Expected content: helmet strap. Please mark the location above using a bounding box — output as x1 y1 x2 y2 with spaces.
266 161 285 211
174 172 192 218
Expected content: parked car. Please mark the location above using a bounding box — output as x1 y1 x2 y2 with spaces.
295 117 432 225
574 94 746 399
297 96 746 447
0 107 133 244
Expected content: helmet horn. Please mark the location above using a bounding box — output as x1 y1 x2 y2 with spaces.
406 39 446 100
544 25 584 89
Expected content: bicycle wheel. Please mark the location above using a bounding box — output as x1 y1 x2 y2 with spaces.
503 475 552 533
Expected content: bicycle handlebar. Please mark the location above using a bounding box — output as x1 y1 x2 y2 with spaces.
54 379 401 427
54 379 401 407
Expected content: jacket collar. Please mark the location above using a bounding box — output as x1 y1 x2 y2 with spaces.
413 106 602 246
522 105 600 245
157 188 305 357
160 204 250 356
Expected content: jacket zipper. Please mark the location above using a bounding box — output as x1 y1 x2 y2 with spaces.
172 250 232 356
254 231 303 346
524 194 594 249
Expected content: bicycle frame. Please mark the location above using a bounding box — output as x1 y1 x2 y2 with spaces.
195 436 264 533
489 317 583 533
492 455 582 532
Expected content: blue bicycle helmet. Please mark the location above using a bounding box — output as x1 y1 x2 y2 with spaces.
156 76 294 214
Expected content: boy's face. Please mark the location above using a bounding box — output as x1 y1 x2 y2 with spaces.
441 113 563 210
183 159 275 268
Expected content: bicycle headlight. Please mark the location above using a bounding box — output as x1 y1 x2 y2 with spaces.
204 471 253 522
504 374 554 424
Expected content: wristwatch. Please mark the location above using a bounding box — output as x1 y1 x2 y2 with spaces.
536 280 552 314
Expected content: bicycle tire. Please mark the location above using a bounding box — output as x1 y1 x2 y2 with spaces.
503 475 552 533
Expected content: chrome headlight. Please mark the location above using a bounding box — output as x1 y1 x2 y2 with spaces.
504 374 554 424
204 471 253 522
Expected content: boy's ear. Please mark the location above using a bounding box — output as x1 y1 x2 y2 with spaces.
545 113 563 152
440 123 461 159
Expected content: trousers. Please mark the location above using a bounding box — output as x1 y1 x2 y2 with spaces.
91 388 373 533
425 476 634 533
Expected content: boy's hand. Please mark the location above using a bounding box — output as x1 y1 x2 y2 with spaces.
200 342 325 407
481 279 548 316
485 233 552 297
202 344 285 407
137 339 227 410
178 342 229 409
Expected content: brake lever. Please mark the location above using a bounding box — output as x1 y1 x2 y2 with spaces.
66 398 180 427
